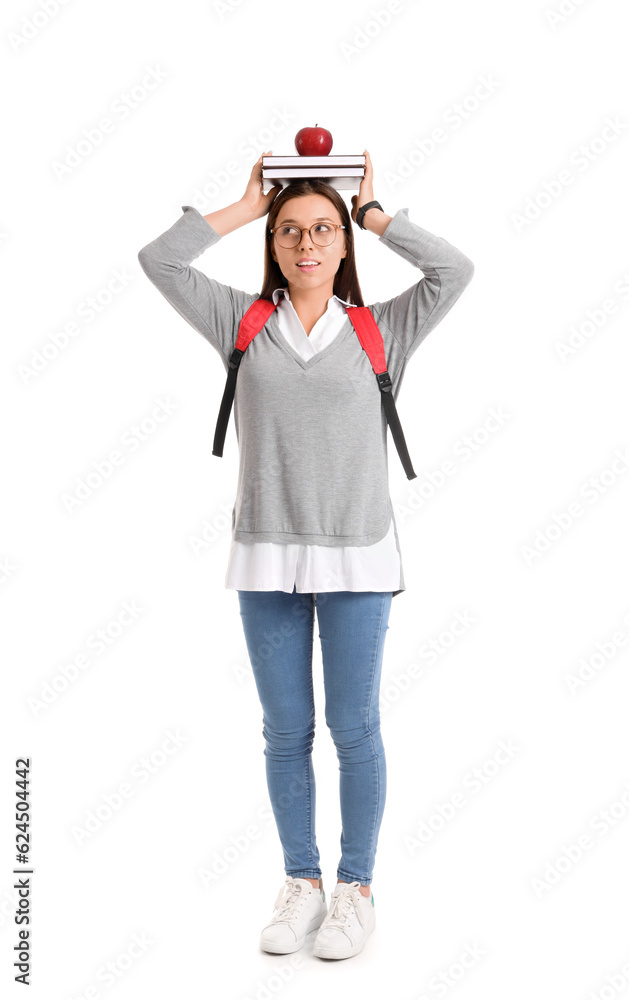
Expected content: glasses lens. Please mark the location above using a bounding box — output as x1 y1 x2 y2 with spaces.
274 224 337 248
275 226 300 248
311 224 335 246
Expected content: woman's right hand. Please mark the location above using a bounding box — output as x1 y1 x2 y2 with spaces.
241 151 282 221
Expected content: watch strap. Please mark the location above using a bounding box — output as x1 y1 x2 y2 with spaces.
356 200 383 230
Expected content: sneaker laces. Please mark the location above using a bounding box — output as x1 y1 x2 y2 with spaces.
271 878 314 923
324 881 362 929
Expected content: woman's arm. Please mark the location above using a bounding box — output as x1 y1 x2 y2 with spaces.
353 152 473 376
137 153 281 363
202 198 257 236
366 207 474 379
138 204 260 364
204 151 281 233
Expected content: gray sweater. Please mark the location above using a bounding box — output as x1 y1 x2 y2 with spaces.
138 205 474 553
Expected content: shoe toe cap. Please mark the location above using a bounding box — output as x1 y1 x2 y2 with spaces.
314 927 351 953
260 924 297 949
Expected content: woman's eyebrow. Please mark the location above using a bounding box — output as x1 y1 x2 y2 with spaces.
278 217 335 225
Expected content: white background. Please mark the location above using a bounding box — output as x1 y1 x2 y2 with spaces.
2 0 629 996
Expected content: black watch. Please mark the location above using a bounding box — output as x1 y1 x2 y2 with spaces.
356 200 383 230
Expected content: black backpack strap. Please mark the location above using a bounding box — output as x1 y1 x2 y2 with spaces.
212 298 278 457
212 346 244 457
346 307 417 480
375 369 417 480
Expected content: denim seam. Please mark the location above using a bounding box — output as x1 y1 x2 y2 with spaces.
306 593 317 870
335 592 388 886
360 591 386 883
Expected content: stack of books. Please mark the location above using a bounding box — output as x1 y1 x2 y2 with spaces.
262 154 365 193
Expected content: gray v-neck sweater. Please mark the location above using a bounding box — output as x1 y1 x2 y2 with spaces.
138 205 474 558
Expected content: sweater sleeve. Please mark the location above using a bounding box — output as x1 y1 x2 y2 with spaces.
368 207 474 373
137 204 259 365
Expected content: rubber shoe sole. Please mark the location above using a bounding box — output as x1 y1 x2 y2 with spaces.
260 905 327 953
313 888 375 960
260 880 327 954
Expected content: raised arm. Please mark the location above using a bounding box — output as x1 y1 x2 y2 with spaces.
365 205 474 379
351 153 473 376
137 153 282 364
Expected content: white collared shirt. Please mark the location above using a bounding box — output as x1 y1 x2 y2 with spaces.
224 287 402 594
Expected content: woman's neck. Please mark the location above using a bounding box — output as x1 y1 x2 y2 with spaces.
286 283 335 336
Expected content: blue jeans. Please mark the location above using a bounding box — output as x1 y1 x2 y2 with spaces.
237 586 392 886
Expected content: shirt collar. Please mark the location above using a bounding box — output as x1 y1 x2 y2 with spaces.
271 287 356 308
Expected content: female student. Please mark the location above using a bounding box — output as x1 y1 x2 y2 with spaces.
138 150 474 960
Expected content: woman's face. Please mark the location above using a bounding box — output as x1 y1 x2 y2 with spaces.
271 193 347 293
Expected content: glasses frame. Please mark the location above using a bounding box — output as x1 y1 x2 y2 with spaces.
269 222 346 248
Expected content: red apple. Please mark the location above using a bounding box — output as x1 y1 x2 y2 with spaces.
295 124 333 156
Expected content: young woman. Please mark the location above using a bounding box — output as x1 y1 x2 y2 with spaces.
138 150 474 960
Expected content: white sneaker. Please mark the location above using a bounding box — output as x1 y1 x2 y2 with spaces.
313 880 375 960
260 877 327 954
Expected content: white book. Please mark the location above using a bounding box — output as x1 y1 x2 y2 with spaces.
263 167 364 178
262 174 363 193
262 153 365 192
263 154 365 167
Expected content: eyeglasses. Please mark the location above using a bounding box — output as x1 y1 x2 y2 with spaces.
269 222 346 249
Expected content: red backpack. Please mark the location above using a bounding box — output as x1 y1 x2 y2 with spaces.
212 297 417 480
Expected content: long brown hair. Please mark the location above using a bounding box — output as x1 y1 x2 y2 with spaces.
259 180 365 306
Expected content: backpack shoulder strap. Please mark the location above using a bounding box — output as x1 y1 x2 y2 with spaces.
213 297 278 457
235 297 278 351
346 306 417 480
345 305 387 374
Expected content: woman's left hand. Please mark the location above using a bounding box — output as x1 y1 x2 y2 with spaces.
351 149 375 224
